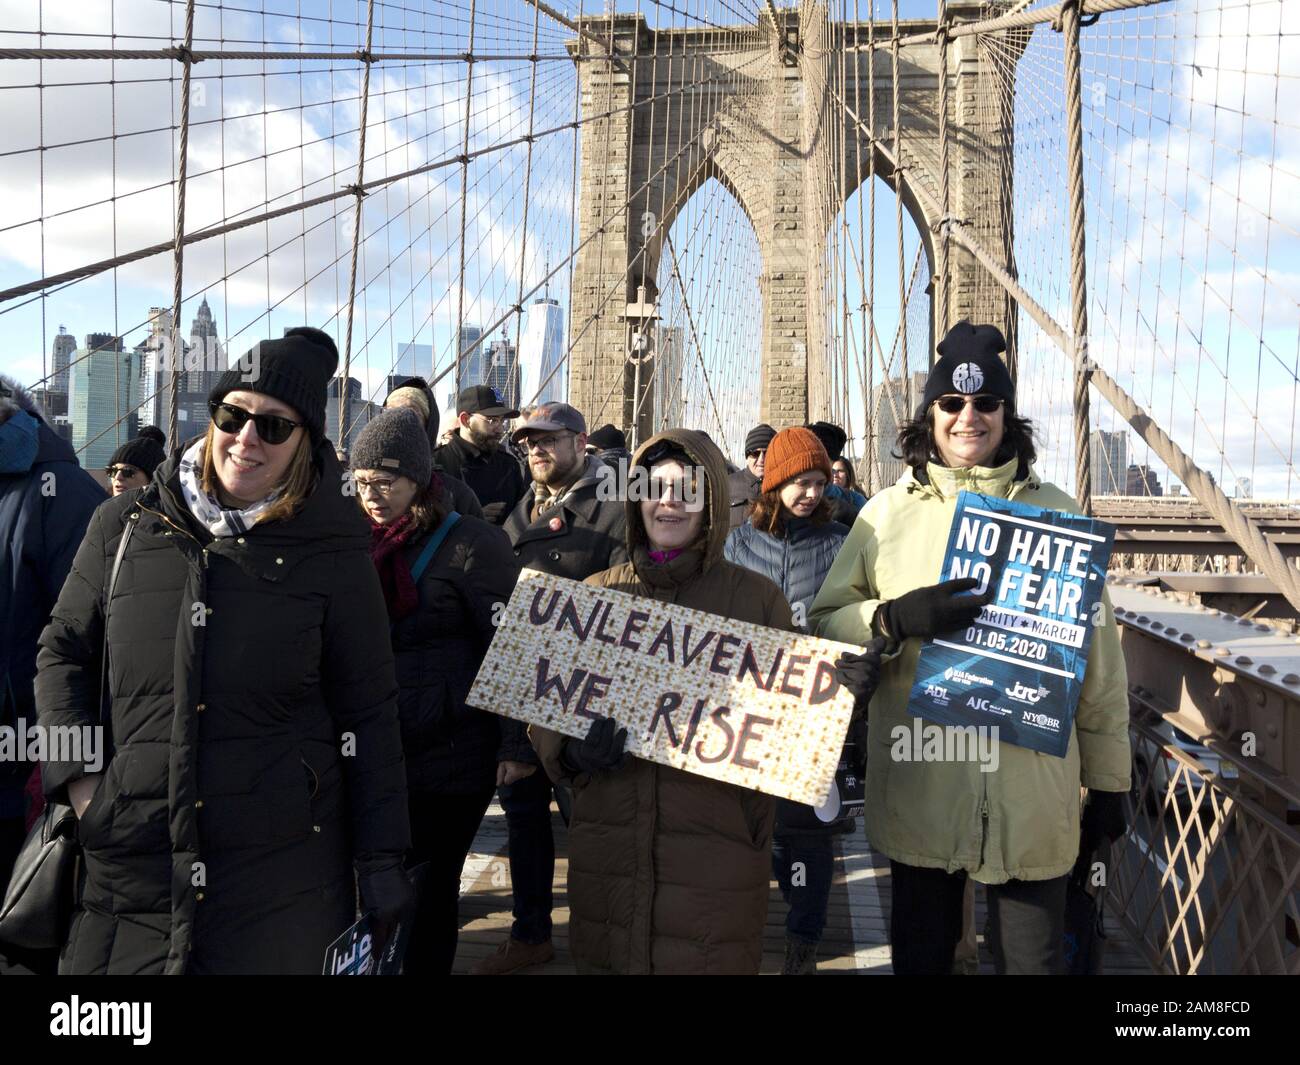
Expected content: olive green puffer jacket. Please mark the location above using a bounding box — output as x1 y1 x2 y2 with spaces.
809 458 1130 884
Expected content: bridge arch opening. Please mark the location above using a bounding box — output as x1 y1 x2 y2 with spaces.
648 173 763 460
825 168 934 495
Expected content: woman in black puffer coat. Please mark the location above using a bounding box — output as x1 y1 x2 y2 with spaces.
351 408 525 973
723 427 850 975
35 329 413 975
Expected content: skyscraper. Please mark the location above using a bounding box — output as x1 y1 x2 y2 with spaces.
70 334 140 468
138 297 228 442
326 376 379 453
484 336 522 411
52 325 75 394
449 325 485 409
1089 430 1129 496
519 298 565 406
652 324 683 431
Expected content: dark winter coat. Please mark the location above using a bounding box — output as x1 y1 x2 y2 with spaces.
35 442 409 974
723 517 849 628
823 483 863 528
0 391 105 818
728 465 760 530
390 514 528 793
434 432 527 525
724 515 850 838
503 456 629 584
531 429 794 974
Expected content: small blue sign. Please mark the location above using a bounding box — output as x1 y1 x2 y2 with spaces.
905 491 1116 757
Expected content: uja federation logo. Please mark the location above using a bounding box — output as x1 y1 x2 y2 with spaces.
945 666 994 687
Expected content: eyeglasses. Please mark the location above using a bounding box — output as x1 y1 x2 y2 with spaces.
105 465 141 480
650 471 701 501
524 432 573 453
746 448 767 460
934 394 1005 415
209 401 304 445
353 476 398 497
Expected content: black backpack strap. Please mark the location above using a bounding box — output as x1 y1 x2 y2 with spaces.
97 510 137 726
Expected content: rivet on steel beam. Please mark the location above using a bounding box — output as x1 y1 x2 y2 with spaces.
1180 633 1194 642
1283 673 1300 686
1258 664 1276 676
1197 640 1212 649
1235 656 1253 666
1137 615 1149 623
1237 618 1253 626
1216 647 1231 656
1256 624 1272 633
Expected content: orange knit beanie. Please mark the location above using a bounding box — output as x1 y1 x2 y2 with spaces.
762 426 832 493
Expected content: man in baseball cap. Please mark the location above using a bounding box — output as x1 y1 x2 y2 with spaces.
431 384 526 524
480 401 628 975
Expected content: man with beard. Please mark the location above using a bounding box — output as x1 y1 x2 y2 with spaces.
432 385 527 525
470 403 628 974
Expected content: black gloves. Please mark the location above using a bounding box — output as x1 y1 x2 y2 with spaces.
876 577 993 642
833 637 886 706
560 716 629 777
356 857 418 966
1079 790 1129 859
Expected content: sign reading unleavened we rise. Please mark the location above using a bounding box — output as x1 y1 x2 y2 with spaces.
469 569 862 806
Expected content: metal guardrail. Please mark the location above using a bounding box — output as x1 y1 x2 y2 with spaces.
1110 580 1300 974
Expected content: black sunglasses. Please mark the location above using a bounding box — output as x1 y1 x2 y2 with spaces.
105 464 140 480
934 395 1005 415
209 401 304 445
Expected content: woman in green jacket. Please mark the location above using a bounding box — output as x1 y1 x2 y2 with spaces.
809 321 1131 975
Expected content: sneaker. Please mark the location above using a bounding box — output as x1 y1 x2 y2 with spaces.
468 936 555 975
781 935 819 975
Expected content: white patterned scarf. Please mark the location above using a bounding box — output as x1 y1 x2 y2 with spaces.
178 439 284 538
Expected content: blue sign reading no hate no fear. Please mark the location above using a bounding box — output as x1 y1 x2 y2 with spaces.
905 491 1116 758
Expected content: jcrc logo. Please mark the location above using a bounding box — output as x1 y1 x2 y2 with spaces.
923 683 950 706
944 666 994 688
1021 710 1061 730
1004 681 1048 706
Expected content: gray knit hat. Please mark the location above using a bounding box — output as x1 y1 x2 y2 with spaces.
350 407 432 487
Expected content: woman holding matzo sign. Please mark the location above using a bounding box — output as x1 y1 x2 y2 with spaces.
530 428 881 975
809 321 1132 976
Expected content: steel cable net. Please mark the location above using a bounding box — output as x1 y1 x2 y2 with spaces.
2 0 767 464
978 0 1298 511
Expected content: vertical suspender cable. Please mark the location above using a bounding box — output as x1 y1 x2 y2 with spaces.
1062 0 1091 512
340 0 376 450
936 0 950 337
168 0 197 447
453 0 479 402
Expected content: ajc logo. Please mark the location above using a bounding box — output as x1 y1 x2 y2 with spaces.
952 362 984 394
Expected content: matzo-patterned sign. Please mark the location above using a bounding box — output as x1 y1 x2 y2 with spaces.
469 568 863 806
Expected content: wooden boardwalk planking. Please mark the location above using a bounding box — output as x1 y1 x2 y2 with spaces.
452 801 1154 975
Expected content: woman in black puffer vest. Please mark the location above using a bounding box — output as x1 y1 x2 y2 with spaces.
724 427 849 975
351 408 526 973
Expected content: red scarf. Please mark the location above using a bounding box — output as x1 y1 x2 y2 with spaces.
647 547 685 565
370 513 420 621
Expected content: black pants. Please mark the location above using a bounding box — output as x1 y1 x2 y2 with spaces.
889 860 1068 975
404 786 495 974
499 768 555 944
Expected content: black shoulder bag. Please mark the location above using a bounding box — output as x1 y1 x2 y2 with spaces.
0 512 135 953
